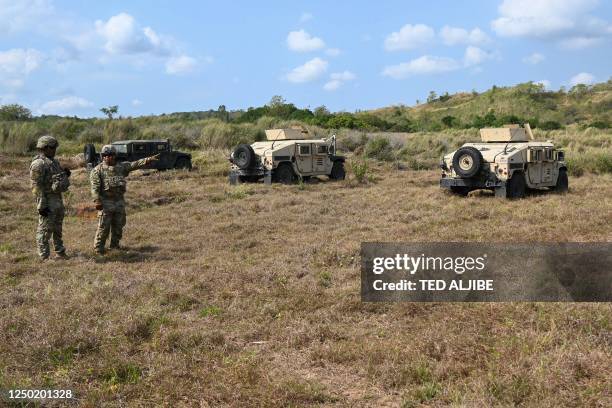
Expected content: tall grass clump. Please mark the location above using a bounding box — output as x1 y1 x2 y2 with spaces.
0 122 44 154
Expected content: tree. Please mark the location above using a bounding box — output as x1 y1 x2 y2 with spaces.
426 91 437 103
0 104 32 121
268 95 286 108
100 105 119 120
218 105 229 122
314 105 330 117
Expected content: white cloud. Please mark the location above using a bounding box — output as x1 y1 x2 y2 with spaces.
326 48 341 57
286 29 326 52
569 72 595 86
491 0 611 48
165 55 197 75
300 12 313 23
0 48 44 88
535 79 551 89
330 71 356 81
463 46 495 67
285 57 328 83
0 48 44 75
384 24 435 51
39 96 94 114
523 52 545 64
324 71 357 91
559 36 603 49
0 0 54 34
95 13 171 55
131 99 142 106
382 56 460 79
323 80 342 91
440 26 490 45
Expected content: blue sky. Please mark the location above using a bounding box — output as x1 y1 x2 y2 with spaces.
0 0 610 117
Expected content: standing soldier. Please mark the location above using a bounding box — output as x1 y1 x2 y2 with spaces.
90 145 159 254
30 135 71 260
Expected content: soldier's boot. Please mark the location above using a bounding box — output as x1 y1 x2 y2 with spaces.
54 251 69 260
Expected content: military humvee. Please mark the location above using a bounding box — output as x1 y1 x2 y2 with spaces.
84 139 192 171
228 128 345 184
440 124 568 199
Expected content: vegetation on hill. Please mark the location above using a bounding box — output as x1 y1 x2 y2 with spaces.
0 80 610 168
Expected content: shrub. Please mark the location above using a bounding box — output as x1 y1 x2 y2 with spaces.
103 119 141 143
51 119 86 140
78 126 104 144
350 159 369 183
365 137 394 161
539 121 562 130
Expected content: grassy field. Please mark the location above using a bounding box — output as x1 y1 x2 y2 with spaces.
0 147 611 406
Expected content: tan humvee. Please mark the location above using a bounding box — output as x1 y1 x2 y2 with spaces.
229 128 345 184
440 124 568 198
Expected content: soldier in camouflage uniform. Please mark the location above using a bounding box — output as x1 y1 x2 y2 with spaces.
90 145 159 254
30 135 71 260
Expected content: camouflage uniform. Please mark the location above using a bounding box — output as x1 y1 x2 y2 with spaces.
30 137 70 259
90 155 151 253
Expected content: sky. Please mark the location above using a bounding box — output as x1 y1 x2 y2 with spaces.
0 0 610 117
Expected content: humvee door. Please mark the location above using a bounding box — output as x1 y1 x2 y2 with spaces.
296 143 313 174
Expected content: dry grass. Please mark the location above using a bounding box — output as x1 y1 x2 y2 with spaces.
0 151 610 407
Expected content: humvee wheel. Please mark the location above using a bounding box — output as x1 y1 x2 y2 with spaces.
175 157 192 170
554 168 569 193
233 144 256 170
84 143 96 164
275 164 296 184
506 172 526 199
330 161 346 180
452 147 482 178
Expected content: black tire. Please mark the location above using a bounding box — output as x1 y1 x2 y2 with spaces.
450 186 470 196
329 161 346 180
275 164 296 184
238 175 260 183
84 144 96 164
175 157 192 170
554 168 568 193
452 147 483 178
232 144 255 170
506 172 526 199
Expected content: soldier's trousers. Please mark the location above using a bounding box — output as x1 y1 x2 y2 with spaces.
94 199 126 251
36 196 65 259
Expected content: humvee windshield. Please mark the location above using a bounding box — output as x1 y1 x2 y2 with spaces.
114 144 128 154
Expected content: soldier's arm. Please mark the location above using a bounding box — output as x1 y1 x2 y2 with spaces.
30 160 47 209
90 167 102 202
123 154 160 174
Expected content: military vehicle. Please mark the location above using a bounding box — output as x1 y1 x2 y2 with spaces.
440 124 568 199
228 128 345 184
83 139 192 171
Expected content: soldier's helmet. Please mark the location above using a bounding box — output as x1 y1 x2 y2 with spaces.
36 135 59 149
100 145 117 156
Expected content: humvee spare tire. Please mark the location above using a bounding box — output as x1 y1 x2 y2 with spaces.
233 144 256 169
84 143 96 164
452 147 483 178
